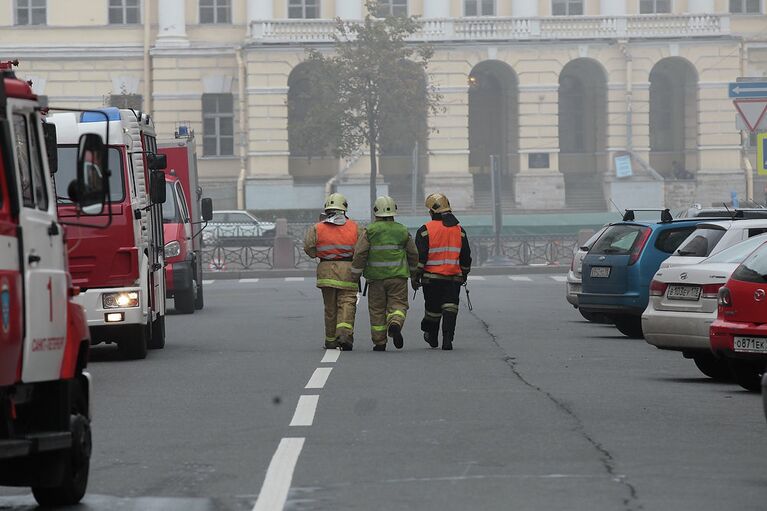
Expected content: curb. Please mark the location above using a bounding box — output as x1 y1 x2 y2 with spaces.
203 265 567 280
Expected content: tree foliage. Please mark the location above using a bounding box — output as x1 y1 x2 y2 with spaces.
290 0 442 206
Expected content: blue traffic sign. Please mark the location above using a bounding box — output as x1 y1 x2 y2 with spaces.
729 82 767 98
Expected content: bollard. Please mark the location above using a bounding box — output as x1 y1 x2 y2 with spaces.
272 218 295 269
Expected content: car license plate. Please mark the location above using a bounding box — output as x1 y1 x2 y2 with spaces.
590 267 610 278
667 285 701 301
734 336 767 353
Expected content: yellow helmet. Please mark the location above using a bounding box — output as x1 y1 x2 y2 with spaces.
373 196 397 218
425 192 451 214
324 192 348 212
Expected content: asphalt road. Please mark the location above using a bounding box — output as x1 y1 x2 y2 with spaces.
1 274 765 510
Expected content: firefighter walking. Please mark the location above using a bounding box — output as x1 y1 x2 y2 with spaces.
412 193 472 350
352 196 419 351
304 193 362 351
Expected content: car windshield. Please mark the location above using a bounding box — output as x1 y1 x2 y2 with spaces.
55 146 125 203
162 182 180 223
732 243 767 283
707 234 767 264
674 226 726 257
590 224 649 256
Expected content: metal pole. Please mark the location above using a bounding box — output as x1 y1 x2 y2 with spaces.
412 140 419 214
490 154 502 258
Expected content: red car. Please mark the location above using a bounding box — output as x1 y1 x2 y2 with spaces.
710 243 767 391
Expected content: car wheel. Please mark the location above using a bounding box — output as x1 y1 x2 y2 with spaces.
579 309 612 324
194 278 204 310
174 285 196 314
727 359 764 392
148 315 165 350
118 324 148 360
613 315 644 339
692 353 730 380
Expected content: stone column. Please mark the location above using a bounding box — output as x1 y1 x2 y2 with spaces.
687 0 715 13
600 0 626 15
512 0 539 17
156 0 188 47
423 0 450 18
336 0 362 19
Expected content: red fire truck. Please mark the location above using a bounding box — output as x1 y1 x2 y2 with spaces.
159 131 212 313
0 63 107 505
49 107 168 359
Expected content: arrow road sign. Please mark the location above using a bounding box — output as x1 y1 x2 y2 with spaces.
729 82 767 98
733 99 767 132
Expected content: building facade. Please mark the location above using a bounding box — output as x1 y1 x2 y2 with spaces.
1 0 766 213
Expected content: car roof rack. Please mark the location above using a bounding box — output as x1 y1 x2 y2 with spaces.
622 208 673 223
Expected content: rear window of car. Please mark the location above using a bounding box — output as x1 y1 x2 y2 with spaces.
732 244 767 283
590 225 649 256
673 226 725 257
705 234 767 264
653 226 696 254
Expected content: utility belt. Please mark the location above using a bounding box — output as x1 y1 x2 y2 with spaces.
320 257 353 262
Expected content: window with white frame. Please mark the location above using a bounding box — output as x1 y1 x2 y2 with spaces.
464 0 495 16
640 0 671 13
288 0 320 19
376 0 408 17
551 0 583 15
200 0 231 24
109 0 140 24
15 0 46 26
202 94 234 157
730 0 761 13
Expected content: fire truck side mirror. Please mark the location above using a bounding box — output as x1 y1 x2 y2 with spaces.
150 170 166 204
74 133 108 215
201 198 213 222
42 123 58 174
147 153 167 171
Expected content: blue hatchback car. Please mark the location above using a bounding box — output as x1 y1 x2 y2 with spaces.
579 210 708 338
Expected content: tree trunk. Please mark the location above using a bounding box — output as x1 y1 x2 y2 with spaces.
367 104 378 220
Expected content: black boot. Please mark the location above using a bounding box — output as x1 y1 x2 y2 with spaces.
423 331 438 348
373 344 386 352
441 313 457 351
388 323 404 349
324 339 339 350
338 333 353 351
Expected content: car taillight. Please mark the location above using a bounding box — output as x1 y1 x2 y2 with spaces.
702 283 724 299
718 287 733 307
628 228 651 266
649 280 668 297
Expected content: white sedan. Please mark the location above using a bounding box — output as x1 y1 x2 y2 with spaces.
642 234 767 379
566 226 608 321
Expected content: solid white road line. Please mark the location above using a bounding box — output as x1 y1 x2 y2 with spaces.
289 395 319 427
202 280 215 285
305 367 333 390
321 349 341 363
508 276 532 282
285 277 305 282
551 275 568 282
252 437 306 511
468 275 485 281
239 278 260 284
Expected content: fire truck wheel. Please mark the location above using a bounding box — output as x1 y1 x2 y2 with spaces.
32 382 91 506
118 324 148 360
174 286 196 314
195 278 204 310
148 315 165 350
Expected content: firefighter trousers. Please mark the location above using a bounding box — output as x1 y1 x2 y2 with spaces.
420 280 461 341
321 287 357 343
367 278 409 346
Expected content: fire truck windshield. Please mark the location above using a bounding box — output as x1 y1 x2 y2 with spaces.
162 181 180 223
55 146 125 203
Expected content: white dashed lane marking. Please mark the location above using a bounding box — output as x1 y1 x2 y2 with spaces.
285 277 305 282
321 349 341 363
508 276 532 282
252 438 306 511
551 275 568 282
239 278 260 284
467 275 485 281
305 368 333 390
289 395 320 427
202 280 215 285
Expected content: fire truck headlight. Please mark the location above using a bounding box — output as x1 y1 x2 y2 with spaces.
164 241 181 258
103 291 140 309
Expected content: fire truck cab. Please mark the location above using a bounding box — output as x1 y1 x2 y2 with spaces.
0 64 105 505
49 107 167 359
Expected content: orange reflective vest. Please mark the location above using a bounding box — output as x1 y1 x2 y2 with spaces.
316 220 359 261
425 220 462 276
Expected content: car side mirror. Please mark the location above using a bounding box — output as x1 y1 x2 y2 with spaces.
74 133 108 215
201 198 213 222
150 170 166 204
43 123 58 174
147 153 167 171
